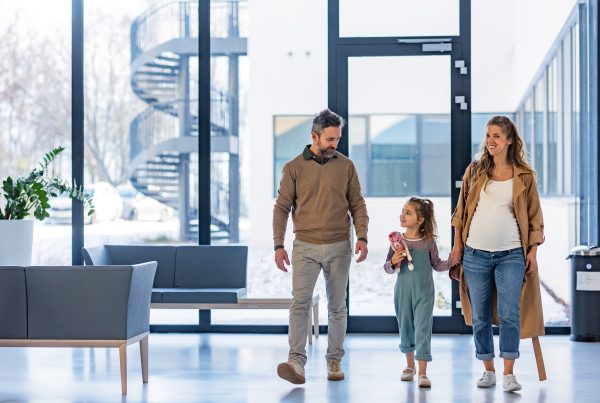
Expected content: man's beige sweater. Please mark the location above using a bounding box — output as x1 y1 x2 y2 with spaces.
273 147 369 247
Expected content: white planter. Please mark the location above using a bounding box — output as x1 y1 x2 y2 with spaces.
0 220 35 266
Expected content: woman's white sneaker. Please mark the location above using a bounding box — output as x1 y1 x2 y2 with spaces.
477 371 496 388
503 374 522 392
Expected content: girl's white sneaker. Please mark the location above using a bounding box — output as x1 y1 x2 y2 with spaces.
401 367 415 381
503 374 522 392
476 371 496 388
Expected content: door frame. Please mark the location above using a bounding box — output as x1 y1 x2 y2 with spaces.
328 0 472 333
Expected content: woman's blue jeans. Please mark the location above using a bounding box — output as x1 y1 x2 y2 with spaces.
462 245 525 361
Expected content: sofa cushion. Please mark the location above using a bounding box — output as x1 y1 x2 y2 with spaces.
174 246 247 289
26 266 134 340
104 245 176 288
151 290 164 303
25 263 156 340
0 267 27 339
161 288 247 304
82 246 112 266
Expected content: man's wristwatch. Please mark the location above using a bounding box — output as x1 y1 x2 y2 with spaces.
358 237 368 244
274 245 284 251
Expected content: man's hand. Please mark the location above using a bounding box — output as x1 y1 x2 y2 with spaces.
275 248 290 272
355 240 368 263
525 244 538 275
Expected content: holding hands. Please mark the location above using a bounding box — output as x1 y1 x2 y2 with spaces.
450 241 463 266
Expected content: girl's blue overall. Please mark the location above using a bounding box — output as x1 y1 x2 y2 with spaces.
393 240 435 361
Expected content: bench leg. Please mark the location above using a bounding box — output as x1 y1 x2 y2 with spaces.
308 302 313 345
119 343 127 395
313 301 319 338
532 336 546 381
140 334 149 383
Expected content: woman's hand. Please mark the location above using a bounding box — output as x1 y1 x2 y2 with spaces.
525 245 538 274
450 242 464 265
391 249 405 266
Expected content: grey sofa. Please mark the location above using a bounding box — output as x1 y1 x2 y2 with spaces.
0 263 157 395
82 245 248 305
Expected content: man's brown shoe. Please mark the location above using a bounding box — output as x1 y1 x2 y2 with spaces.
327 359 344 381
277 359 305 384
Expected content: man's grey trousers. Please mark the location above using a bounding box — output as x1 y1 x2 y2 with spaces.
288 238 352 367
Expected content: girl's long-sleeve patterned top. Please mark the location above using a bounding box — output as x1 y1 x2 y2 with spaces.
383 237 454 274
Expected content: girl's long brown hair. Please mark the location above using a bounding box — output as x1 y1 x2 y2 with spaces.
474 116 535 183
406 196 438 241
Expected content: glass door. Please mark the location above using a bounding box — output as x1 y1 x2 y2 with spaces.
347 55 453 319
328 28 472 334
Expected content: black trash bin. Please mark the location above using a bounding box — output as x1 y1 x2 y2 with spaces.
569 246 600 342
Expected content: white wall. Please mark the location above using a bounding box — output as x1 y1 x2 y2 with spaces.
471 0 579 112
248 0 327 248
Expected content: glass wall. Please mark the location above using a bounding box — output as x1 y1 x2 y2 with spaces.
1 1 72 266
83 0 197 325
514 17 584 326
210 0 330 325
339 0 459 38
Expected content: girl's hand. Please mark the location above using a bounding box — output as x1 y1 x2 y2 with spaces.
450 242 464 265
391 249 405 266
525 245 538 274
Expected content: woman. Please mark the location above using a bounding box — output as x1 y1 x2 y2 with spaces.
450 115 545 392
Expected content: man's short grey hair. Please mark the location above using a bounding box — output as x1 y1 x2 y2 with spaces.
311 109 345 136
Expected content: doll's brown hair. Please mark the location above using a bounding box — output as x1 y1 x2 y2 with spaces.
406 196 438 241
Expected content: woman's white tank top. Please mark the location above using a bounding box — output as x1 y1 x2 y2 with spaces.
466 178 522 252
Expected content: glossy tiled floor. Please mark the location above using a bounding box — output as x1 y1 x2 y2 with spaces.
0 334 597 402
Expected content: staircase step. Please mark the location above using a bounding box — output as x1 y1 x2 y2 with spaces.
133 78 178 84
144 62 179 71
155 55 180 63
134 70 178 77
136 167 179 172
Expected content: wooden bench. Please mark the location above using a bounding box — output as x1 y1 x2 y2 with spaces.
151 293 320 343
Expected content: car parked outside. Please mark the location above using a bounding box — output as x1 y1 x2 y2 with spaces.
117 185 174 222
46 182 123 224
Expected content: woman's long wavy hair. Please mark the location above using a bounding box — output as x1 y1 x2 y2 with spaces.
474 116 535 183
406 196 438 241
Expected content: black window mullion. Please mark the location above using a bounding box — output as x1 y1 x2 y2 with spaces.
71 0 84 265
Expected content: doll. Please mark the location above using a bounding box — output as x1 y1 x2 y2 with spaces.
389 231 414 272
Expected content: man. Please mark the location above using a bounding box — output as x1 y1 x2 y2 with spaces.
273 108 369 384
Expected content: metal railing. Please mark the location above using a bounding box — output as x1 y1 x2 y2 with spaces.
130 89 229 161
131 1 198 62
131 0 248 62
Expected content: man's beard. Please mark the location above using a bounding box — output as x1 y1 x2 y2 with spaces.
317 140 336 158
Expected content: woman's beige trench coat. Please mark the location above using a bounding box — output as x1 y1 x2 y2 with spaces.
451 162 546 340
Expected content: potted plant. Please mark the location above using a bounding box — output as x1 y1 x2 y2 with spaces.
0 147 94 266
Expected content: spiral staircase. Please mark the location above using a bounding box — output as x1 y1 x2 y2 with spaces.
129 1 246 241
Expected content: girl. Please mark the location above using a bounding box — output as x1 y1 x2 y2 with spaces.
450 116 544 392
383 196 455 388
